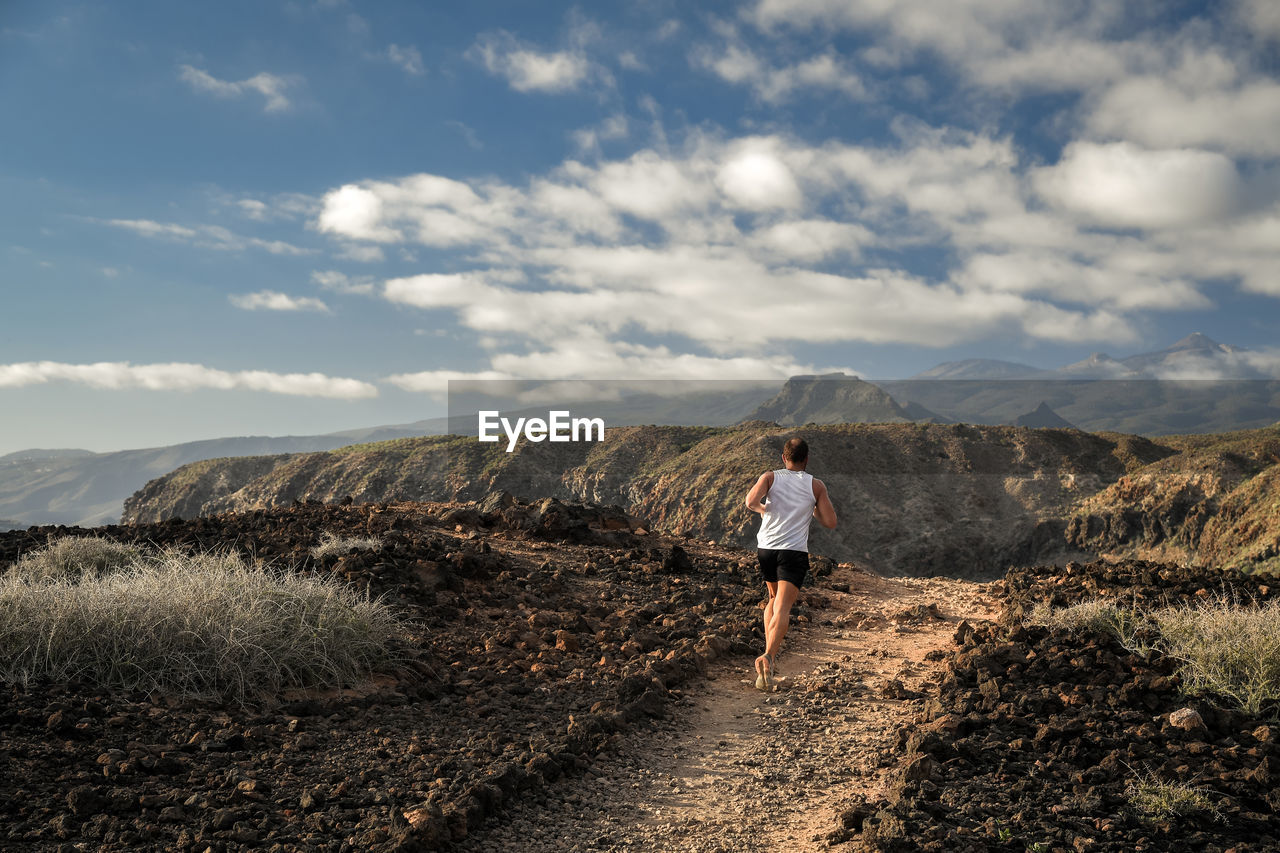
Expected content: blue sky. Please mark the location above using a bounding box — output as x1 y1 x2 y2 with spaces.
3 0 1280 454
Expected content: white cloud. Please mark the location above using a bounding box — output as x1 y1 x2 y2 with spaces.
1088 75 1280 157
386 44 425 76
106 219 196 240
385 332 840 389
313 123 1280 375
0 361 375 398
178 65 297 112
384 368 515 391
694 43 865 103
1237 0 1280 41
229 290 330 312
315 185 401 242
715 142 803 210
224 191 319 222
754 220 871 261
1035 141 1242 230
100 218 312 256
470 31 601 93
238 199 269 220
311 270 375 295
571 113 629 154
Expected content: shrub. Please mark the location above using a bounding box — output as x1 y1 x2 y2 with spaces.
1028 593 1280 714
1125 770 1220 821
1024 598 1152 654
10 535 143 583
310 532 383 560
0 546 403 703
1154 596 1280 716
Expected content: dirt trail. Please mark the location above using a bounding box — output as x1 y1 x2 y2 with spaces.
463 566 1001 852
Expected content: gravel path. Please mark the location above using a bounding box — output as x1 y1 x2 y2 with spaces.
458 567 1001 852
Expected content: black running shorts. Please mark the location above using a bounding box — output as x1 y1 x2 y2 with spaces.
757 548 808 589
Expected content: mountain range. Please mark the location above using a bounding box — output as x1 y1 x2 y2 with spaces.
2 334 1275 528
906 333 1254 380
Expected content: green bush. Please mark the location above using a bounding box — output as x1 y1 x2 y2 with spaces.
10 535 143 583
0 546 403 703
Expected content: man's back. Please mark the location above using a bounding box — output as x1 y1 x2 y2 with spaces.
756 467 816 552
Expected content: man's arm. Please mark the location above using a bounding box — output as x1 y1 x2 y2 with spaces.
812 478 838 529
745 471 773 514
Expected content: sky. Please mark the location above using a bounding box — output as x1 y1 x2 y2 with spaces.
3 0 1280 454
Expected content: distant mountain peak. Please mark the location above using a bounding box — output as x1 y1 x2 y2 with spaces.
744 374 912 426
1014 402 1076 430
1169 332 1223 351
907 358 1041 381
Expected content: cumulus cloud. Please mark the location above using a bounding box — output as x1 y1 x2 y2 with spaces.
1237 0 1280 41
1035 141 1242 230
693 43 866 103
715 142 803 210
179 65 297 112
1088 75 1280 157
0 361 376 398
470 31 600 93
745 0 1280 149
311 113 1280 379
238 199 269 220
100 218 313 256
311 270 375 295
229 291 330 312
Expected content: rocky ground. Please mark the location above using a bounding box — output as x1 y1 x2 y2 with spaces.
854 558 1280 852
0 495 872 852
6 497 1277 852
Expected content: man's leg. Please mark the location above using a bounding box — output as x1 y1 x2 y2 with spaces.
763 580 801 662
756 580 778 678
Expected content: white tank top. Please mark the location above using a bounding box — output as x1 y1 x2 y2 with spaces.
756 468 816 552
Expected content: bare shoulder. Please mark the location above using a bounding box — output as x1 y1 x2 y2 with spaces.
759 470 775 485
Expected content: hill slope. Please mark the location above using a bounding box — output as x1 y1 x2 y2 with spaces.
126 423 1176 577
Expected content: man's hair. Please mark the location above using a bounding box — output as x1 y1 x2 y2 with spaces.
782 437 809 465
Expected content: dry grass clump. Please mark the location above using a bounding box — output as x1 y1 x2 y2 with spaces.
0 544 402 704
309 531 382 560
1154 596 1280 716
1028 593 1280 714
1024 598 1152 654
1125 770 1220 821
10 535 143 583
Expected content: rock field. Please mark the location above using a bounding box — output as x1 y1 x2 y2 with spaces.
2 497 1277 852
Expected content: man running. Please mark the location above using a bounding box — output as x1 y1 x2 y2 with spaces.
744 437 838 691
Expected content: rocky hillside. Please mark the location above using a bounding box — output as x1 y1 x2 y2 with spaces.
0 499 772 851
1066 426 1280 572
125 423 1186 578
